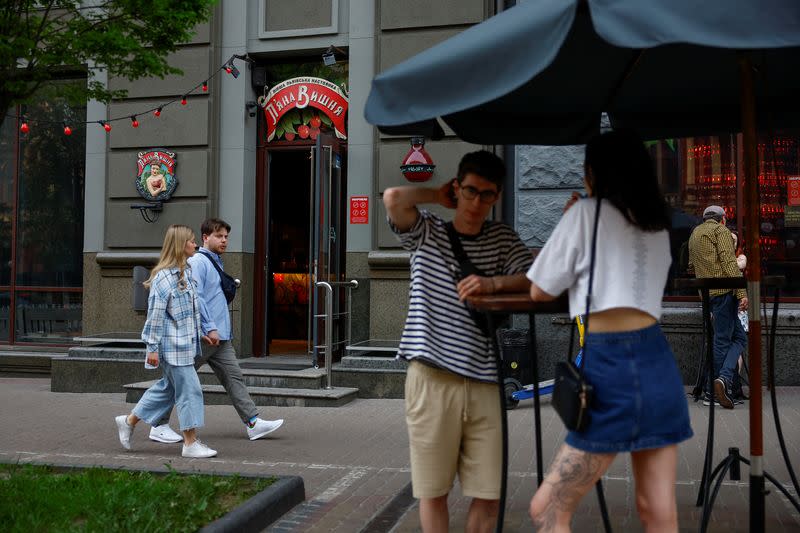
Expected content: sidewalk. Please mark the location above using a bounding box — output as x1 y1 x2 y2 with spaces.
1 377 798 532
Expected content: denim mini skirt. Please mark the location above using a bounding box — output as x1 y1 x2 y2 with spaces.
565 323 693 454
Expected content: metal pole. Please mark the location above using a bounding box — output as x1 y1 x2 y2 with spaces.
529 313 543 485
739 53 765 532
317 281 334 389
346 280 358 347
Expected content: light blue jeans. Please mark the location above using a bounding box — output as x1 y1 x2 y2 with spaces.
132 358 204 431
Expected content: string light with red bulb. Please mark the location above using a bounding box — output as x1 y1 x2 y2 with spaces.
6 54 249 136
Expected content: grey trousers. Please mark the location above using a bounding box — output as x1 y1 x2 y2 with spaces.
158 341 258 426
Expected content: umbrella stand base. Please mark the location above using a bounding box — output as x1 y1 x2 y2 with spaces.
696 448 799 533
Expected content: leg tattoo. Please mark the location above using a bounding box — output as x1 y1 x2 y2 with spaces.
532 446 610 531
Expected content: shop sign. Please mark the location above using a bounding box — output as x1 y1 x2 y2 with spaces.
350 196 368 224
136 150 177 201
788 176 800 206
261 77 348 141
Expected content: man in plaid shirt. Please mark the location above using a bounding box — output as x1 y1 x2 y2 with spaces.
688 205 748 409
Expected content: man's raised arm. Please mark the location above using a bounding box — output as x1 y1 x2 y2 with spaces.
383 181 456 232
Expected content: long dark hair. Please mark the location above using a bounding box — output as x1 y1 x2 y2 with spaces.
585 130 671 232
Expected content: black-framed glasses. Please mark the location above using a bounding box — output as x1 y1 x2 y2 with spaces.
460 185 498 204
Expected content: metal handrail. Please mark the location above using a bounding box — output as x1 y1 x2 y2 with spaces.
315 280 358 389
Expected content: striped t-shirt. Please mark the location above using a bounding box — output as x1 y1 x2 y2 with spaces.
390 209 532 382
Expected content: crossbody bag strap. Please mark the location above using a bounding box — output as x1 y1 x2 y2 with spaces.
445 222 497 339
198 249 225 278
445 222 476 275
578 197 603 374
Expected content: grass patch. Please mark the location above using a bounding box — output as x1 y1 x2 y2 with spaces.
0 463 275 532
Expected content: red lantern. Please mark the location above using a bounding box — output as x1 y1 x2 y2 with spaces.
401 137 435 182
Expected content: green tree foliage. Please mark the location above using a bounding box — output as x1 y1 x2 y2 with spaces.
0 0 216 130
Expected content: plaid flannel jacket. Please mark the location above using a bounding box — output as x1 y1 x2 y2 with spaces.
141 267 202 366
688 220 747 300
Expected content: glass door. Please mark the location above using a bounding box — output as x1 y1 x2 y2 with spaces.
309 133 346 366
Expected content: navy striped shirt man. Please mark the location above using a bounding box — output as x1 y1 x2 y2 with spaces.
384 150 532 531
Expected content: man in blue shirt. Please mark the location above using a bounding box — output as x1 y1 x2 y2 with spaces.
149 218 284 443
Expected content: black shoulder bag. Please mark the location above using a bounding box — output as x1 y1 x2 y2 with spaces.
444 222 510 339
552 198 602 432
198 250 237 304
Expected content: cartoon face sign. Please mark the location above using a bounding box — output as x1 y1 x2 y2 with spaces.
135 150 178 201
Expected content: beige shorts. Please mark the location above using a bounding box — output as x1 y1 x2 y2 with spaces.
405 360 502 500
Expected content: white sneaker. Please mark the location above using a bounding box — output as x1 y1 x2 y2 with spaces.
247 418 284 441
182 440 217 458
149 424 183 444
115 415 134 450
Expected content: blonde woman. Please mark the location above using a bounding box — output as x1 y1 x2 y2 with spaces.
115 225 217 458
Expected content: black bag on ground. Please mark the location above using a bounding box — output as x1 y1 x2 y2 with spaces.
552 198 601 433
198 250 237 303
444 222 510 338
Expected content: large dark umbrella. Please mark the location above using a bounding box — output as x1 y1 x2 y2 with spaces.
365 0 800 529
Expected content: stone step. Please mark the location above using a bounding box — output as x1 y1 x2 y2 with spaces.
197 365 327 389
332 367 406 399
0 352 57 377
337 355 408 370
238 357 313 371
124 380 359 407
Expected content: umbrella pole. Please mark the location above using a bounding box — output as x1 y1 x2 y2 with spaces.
739 53 765 532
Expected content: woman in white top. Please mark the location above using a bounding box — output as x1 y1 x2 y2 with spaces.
527 131 692 532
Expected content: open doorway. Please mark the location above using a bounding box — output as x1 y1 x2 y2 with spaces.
254 137 348 360
267 149 311 356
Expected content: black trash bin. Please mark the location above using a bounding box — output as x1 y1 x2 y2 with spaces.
497 328 533 409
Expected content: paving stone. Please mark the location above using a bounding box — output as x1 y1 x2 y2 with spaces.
0 378 798 532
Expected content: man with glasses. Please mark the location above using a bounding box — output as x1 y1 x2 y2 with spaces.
384 150 532 533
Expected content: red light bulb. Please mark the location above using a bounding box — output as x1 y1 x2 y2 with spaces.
20 122 29 134
225 66 232 74
103 122 112 132
202 82 208 92
63 125 72 136
154 108 162 117
181 98 187 106
131 118 139 128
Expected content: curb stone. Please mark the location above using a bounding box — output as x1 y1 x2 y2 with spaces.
200 475 305 533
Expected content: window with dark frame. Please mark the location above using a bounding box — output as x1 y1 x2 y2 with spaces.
649 133 800 300
0 79 86 344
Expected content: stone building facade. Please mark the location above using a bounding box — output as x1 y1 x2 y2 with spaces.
77 0 502 361
4 1 798 386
